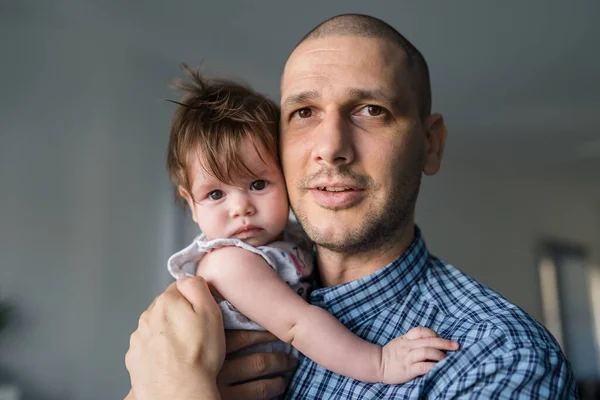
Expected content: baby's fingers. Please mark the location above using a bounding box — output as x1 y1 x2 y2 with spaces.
405 361 438 380
409 347 448 364
412 337 459 351
403 326 440 340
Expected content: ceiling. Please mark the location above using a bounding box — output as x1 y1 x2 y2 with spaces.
3 0 599 181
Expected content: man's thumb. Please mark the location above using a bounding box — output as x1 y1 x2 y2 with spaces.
176 276 217 312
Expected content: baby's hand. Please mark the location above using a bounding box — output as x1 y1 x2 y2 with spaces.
380 326 459 384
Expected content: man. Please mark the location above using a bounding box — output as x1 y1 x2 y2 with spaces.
126 14 577 399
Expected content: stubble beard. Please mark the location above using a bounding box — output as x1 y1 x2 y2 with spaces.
291 165 422 255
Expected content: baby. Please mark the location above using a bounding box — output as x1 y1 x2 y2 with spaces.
166 66 458 384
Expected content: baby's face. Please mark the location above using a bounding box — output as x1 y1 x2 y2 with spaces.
182 142 289 247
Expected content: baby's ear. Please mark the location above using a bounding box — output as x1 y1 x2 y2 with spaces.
178 186 198 223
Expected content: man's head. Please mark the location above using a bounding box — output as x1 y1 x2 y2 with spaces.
294 14 432 121
280 14 447 255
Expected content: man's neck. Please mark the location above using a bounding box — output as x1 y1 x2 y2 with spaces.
316 222 416 287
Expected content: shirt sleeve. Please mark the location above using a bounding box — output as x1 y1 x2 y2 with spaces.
430 335 578 399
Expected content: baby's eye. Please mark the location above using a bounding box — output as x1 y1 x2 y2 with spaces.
208 190 224 200
250 180 268 191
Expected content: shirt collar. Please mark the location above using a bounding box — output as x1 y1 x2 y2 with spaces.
309 227 430 330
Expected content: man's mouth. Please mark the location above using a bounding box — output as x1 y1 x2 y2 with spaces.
316 187 356 192
310 185 365 209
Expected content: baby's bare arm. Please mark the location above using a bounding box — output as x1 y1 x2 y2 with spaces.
201 247 458 383
201 247 383 381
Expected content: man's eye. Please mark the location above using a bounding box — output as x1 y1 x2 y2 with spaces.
250 180 268 191
366 105 384 116
208 190 224 200
295 108 312 119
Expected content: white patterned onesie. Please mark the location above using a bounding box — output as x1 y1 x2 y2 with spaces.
167 223 314 355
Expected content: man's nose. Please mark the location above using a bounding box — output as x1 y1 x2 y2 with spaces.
229 193 256 218
311 110 355 167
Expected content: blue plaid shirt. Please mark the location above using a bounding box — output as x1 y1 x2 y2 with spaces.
285 228 578 399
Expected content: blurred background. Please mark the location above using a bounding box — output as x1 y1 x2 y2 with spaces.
1 1 599 399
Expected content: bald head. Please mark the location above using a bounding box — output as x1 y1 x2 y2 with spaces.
291 14 431 120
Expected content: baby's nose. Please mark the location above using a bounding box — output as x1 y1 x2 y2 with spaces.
230 195 256 218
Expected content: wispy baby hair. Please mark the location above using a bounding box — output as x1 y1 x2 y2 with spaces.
167 64 280 204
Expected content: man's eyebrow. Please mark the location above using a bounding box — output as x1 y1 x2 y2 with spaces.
346 87 397 104
348 87 410 113
281 87 406 113
281 90 320 111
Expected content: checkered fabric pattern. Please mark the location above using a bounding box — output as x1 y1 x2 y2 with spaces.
285 228 578 399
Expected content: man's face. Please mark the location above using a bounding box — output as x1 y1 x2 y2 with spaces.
280 36 441 253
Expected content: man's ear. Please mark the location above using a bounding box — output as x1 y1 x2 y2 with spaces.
178 186 198 223
422 113 447 176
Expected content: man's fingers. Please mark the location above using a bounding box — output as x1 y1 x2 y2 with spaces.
403 326 440 340
123 388 136 400
176 276 218 313
220 376 287 400
225 330 279 354
161 281 180 297
218 352 297 385
410 337 459 351
146 287 164 311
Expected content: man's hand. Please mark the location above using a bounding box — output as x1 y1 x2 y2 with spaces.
125 277 226 400
218 330 298 400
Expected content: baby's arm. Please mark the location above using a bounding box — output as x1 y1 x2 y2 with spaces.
199 247 458 384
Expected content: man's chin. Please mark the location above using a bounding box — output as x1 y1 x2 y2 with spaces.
314 239 356 253
293 206 376 247
305 227 363 253
302 214 400 254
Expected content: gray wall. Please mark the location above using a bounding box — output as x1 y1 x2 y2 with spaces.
418 165 600 323
0 3 177 398
1 1 599 399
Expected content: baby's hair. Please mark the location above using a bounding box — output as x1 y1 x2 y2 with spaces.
166 64 280 205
